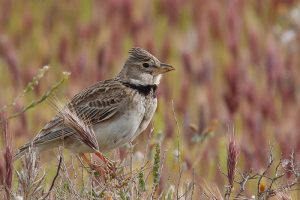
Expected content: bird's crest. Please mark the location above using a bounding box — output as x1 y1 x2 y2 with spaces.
128 47 157 62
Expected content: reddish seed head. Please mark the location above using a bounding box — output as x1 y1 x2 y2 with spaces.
227 137 238 186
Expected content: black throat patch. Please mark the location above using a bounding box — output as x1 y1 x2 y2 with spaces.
122 82 157 97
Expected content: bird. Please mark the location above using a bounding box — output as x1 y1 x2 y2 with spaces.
15 47 174 168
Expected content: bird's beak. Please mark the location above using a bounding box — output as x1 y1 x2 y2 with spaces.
158 63 175 74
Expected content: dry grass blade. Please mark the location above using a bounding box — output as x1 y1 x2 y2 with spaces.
49 97 99 152
275 189 292 200
61 106 99 151
16 147 45 199
274 189 292 200
0 120 13 200
201 182 224 200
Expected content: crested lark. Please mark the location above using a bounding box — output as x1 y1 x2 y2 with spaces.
15 47 174 161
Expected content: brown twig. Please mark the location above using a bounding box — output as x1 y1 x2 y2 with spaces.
41 155 62 200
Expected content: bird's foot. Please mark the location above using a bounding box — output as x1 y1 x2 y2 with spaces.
79 153 116 179
94 151 116 174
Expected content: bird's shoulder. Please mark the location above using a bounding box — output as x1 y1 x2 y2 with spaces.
67 78 134 125
70 78 130 107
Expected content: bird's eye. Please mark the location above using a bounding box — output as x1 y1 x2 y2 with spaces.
142 63 150 68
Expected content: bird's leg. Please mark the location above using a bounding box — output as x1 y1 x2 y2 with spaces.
79 153 107 177
94 151 116 174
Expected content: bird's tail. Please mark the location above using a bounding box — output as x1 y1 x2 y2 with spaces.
14 139 61 161
14 143 33 161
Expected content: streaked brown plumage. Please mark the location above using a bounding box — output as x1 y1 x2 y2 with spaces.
15 47 174 159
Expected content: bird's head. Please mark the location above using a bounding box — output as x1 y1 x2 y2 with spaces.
118 47 174 85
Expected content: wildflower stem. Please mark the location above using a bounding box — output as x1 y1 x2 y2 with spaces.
7 72 70 120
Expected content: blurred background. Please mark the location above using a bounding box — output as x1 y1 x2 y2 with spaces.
1 0 300 198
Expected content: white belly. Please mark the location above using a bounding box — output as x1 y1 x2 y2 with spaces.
93 102 145 151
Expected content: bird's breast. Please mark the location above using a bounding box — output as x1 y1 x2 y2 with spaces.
93 95 157 151
134 97 157 138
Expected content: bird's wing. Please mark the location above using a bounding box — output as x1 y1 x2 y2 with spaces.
25 79 129 146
